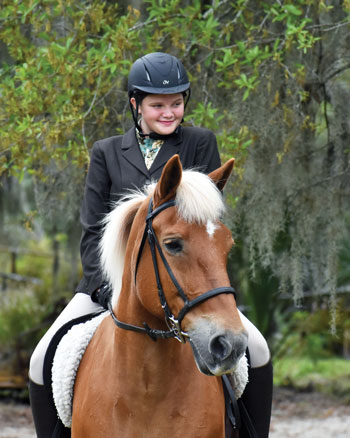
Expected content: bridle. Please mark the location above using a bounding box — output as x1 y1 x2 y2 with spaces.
108 197 236 343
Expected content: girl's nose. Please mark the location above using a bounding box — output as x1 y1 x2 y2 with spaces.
162 107 173 118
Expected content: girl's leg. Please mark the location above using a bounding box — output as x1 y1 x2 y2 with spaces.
238 310 273 438
29 293 103 384
238 311 270 368
29 293 103 438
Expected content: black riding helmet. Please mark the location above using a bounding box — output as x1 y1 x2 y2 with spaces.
128 52 191 137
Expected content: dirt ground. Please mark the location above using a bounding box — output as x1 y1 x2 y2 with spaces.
0 387 349 437
270 388 350 437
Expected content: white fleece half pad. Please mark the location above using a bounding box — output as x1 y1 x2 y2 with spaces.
52 312 248 428
52 311 109 427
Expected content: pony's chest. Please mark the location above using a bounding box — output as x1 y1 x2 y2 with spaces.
114 368 225 437
107 396 225 438
73 334 226 438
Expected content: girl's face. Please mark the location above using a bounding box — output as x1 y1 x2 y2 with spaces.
131 93 185 135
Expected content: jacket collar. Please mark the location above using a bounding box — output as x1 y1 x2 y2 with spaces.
121 127 183 177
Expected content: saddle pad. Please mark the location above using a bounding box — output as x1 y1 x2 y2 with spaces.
52 311 109 427
229 353 248 400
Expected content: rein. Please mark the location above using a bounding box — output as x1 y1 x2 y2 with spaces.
109 197 236 343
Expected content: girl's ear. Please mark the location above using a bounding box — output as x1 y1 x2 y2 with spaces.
130 97 137 110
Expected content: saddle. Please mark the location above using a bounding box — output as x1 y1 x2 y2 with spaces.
43 312 252 438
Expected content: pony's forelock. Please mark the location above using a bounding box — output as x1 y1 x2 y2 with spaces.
99 169 224 306
175 170 225 224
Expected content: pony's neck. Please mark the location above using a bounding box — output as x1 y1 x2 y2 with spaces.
116 272 168 338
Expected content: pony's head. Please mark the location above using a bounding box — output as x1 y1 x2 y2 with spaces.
100 155 248 376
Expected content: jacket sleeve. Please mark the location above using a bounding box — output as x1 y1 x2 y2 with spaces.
78 141 112 295
194 130 221 173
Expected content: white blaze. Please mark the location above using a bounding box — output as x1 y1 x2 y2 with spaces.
206 220 217 237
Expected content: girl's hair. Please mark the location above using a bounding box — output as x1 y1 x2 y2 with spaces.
132 90 189 105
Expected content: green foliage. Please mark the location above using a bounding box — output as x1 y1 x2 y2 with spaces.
273 304 350 398
0 0 332 177
0 234 81 301
0 285 59 379
0 288 47 348
0 0 141 178
273 356 350 400
274 307 349 360
0 0 349 314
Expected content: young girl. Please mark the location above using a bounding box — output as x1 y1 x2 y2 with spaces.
29 52 272 437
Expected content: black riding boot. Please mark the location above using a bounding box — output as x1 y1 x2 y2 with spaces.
239 360 273 438
28 379 60 438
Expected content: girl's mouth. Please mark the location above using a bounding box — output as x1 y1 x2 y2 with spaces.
158 120 175 125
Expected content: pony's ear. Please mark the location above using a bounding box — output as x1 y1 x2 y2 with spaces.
153 155 182 208
208 158 235 191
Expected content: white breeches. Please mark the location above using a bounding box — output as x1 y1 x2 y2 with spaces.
238 310 271 368
29 293 103 385
29 293 270 385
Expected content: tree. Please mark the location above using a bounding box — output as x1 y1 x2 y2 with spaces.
0 1 349 325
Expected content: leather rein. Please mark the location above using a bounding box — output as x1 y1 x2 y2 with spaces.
108 197 236 343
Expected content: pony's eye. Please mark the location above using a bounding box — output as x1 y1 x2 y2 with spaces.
163 239 184 255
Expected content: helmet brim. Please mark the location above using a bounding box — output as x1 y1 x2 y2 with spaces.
130 83 190 96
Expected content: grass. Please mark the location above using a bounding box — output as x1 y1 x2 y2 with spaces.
273 356 350 401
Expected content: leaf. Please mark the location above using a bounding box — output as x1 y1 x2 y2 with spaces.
284 5 303 16
243 89 250 101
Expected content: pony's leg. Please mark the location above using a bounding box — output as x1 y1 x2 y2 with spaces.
28 293 102 438
238 310 273 438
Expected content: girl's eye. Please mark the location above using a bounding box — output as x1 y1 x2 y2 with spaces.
163 239 184 255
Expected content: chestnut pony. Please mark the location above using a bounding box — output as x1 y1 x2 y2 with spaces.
72 155 248 437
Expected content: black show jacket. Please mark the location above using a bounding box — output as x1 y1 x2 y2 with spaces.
76 126 221 296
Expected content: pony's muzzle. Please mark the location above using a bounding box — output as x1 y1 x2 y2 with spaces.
188 320 248 376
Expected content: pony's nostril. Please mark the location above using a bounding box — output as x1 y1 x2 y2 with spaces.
209 335 232 361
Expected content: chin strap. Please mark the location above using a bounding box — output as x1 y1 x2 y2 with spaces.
129 99 143 134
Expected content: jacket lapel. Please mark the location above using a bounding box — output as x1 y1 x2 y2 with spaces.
149 128 182 175
121 126 183 179
121 128 150 178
